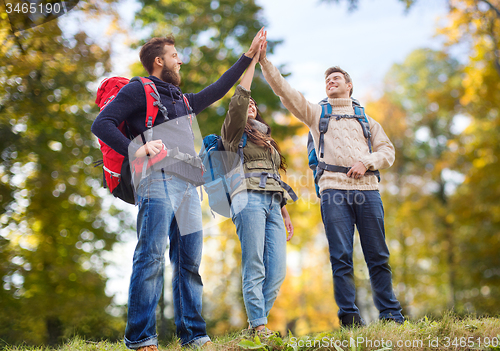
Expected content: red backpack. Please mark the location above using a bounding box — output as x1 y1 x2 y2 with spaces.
94 76 164 204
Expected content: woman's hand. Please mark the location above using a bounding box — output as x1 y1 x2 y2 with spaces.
240 36 265 90
245 27 266 59
252 46 261 63
281 206 294 241
134 139 164 158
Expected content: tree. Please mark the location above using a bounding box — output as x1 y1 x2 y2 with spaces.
380 48 465 312
365 0 500 316
438 0 500 314
132 0 292 138
0 3 128 344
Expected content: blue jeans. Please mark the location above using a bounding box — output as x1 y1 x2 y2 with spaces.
125 171 210 349
320 189 403 322
231 191 287 328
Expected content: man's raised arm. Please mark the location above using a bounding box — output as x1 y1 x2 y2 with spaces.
258 39 320 128
186 28 266 114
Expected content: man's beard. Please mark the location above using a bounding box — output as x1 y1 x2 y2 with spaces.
160 65 181 86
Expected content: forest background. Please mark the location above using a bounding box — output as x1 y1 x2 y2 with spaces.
1 0 499 346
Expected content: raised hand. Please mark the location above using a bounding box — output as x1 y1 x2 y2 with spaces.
259 36 267 62
245 27 266 58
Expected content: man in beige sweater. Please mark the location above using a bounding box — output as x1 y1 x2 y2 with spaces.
258 40 403 327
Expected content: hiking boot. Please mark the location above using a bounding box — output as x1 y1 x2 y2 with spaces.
340 313 365 328
137 346 159 351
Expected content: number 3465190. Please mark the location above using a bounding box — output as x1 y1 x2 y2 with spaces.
5 2 63 14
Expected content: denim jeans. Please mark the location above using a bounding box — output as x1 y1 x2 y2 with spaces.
231 191 287 328
320 189 403 322
124 171 210 349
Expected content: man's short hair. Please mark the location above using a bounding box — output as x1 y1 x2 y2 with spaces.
325 66 353 97
140 36 176 75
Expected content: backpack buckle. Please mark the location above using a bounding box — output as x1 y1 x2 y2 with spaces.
319 118 330 133
259 172 270 188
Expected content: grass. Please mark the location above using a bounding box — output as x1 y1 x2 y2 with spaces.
2 314 500 350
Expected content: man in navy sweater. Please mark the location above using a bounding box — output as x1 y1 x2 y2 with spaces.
92 29 265 350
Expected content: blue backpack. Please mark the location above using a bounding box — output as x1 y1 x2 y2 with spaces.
307 98 381 198
199 134 246 217
200 133 298 217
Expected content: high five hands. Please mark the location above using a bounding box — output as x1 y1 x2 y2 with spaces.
245 27 267 59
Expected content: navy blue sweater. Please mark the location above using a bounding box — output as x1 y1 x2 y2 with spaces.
92 54 252 184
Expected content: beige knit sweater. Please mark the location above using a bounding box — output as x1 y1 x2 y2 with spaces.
260 57 395 192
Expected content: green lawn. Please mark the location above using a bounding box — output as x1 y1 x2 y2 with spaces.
3 314 500 350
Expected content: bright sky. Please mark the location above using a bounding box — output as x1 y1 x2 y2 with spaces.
95 0 450 305
258 0 448 102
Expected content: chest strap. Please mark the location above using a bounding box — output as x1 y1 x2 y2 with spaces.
243 172 298 201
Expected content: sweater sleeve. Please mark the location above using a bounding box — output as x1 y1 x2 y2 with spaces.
91 82 143 157
184 54 252 114
221 85 251 151
359 116 395 171
260 57 321 128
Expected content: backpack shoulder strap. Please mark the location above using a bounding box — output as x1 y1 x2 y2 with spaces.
318 103 332 159
182 95 195 125
353 105 373 153
130 77 168 128
182 95 193 113
237 132 247 160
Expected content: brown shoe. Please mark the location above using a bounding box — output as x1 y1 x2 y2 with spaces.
137 346 159 351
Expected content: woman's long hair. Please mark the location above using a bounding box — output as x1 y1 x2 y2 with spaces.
244 98 287 172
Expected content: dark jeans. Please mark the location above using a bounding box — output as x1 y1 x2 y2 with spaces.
320 189 403 322
124 172 210 349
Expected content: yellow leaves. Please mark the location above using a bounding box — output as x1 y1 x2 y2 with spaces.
366 96 407 136
472 157 487 170
471 147 497 170
439 0 500 108
445 213 455 224
32 219 42 233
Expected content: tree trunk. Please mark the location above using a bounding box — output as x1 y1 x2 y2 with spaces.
46 317 63 346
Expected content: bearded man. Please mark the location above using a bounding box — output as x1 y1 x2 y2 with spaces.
92 30 265 350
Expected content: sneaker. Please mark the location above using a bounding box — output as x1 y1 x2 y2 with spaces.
240 326 276 338
255 327 276 338
340 313 365 328
137 346 159 351
202 341 213 348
